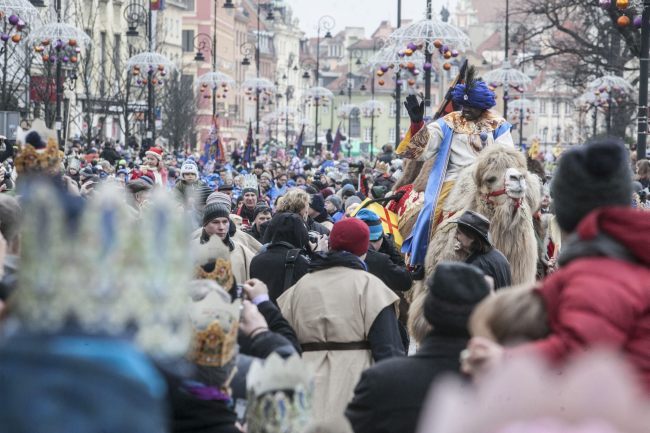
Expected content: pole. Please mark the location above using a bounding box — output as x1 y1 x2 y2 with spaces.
503 0 510 120
638 2 649 161
348 49 352 137
212 0 217 118
147 0 155 147
395 0 402 147
424 0 432 116
315 25 320 153
55 0 62 145
519 106 524 148
255 3 261 154
370 73 375 159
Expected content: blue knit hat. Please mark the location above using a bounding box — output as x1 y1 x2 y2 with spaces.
356 209 383 241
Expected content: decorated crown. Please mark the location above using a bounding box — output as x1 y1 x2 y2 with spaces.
8 181 194 359
187 280 241 367
374 161 390 175
14 119 63 175
246 354 314 433
242 173 259 193
194 236 235 289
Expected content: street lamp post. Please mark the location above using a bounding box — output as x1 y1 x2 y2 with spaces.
314 15 334 154
348 48 362 138
424 0 432 116
637 1 650 160
395 0 402 147
54 0 62 143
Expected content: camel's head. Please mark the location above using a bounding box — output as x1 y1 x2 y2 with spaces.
474 146 528 209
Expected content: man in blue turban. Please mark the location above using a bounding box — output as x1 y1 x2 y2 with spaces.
395 66 513 266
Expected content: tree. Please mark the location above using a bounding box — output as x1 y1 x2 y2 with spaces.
159 70 197 152
511 0 638 138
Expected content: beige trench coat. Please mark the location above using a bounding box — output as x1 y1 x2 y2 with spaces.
278 266 399 421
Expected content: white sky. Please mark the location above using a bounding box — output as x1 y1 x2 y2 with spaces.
284 0 460 38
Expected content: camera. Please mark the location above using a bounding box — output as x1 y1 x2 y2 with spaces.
308 230 321 244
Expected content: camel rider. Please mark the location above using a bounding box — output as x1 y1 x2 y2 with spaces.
396 67 514 266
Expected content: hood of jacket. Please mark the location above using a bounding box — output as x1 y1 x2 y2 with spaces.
309 251 367 273
560 207 650 267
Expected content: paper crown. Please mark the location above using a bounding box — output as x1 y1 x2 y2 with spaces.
9 181 194 359
14 119 63 175
194 235 235 289
374 161 390 175
187 280 240 367
246 354 314 433
242 173 259 193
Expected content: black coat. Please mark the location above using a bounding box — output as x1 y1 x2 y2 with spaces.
466 248 512 290
345 333 467 433
171 387 239 433
250 243 310 304
364 249 412 293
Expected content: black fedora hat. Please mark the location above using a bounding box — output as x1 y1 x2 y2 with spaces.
455 210 492 246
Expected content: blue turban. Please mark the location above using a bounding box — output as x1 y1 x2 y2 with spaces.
451 80 496 111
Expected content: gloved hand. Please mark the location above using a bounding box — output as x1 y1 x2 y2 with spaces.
404 94 424 124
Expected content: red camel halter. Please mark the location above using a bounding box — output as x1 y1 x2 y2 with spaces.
484 188 523 213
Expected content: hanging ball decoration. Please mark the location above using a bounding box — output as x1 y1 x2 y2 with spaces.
443 62 452 71
151 78 158 85
617 15 631 27
397 50 405 58
55 40 63 50
141 78 148 85
380 65 389 73
35 46 44 53
444 51 452 59
8 15 19 26
503 95 510 101
11 34 20 43
16 20 25 31
616 0 629 9
407 62 415 70
407 42 417 51
405 48 413 56
68 39 77 47
136 79 142 85
62 55 69 62
158 64 165 71
41 54 49 62
433 39 442 49
42 39 50 46
49 55 57 62
634 16 643 27
378 79 385 86
376 70 384 77
75 47 81 53
441 45 449 53
407 78 416 86
423 62 432 71
132 69 140 76
413 69 420 76
451 49 459 57
0 34 9 42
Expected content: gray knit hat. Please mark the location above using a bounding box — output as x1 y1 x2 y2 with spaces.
325 194 342 211
206 191 232 210
551 139 632 232
344 195 361 211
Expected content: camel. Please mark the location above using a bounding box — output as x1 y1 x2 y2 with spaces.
405 145 541 344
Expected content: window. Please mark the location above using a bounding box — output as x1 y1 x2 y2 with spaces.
389 127 396 140
113 34 121 74
100 31 106 96
389 101 396 118
182 30 195 53
350 107 361 138
552 101 560 116
565 101 573 115
539 100 546 115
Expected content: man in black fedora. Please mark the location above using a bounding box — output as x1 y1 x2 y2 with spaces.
454 210 512 290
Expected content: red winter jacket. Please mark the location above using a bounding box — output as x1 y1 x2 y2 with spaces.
513 207 650 392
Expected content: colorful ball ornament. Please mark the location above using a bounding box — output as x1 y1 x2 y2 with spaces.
443 62 451 71
376 70 384 77
34 46 44 53
11 34 20 43
634 16 643 27
407 78 416 86
423 62 432 71
380 65 389 73
41 54 49 62
444 51 452 59
378 79 385 86
0 34 9 42
407 42 417 51
8 15 19 26
68 39 77 47
616 0 629 9
451 50 459 57
433 39 442 49
42 39 50 46
405 48 413 56
617 15 631 27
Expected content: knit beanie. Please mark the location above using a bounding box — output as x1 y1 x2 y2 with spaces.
181 160 199 176
355 209 383 241
551 139 632 232
423 262 490 337
195 185 214 207
340 184 356 197
309 194 327 217
329 218 370 257
344 195 362 211
325 194 342 211
206 191 232 209
202 203 231 226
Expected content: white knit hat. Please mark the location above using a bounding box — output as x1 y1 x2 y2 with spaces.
181 161 199 176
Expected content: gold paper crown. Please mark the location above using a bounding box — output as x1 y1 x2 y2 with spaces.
246 354 314 433
10 182 194 359
187 280 241 367
194 236 235 289
374 161 390 175
14 119 63 175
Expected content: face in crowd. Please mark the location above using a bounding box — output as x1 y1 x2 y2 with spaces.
254 211 272 230
144 154 159 168
243 192 257 208
460 105 484 122
183 172 197 183
204 217 230 240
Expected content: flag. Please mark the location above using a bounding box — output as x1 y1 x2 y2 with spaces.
150 0 163 11
210 115 226 162
528 138 540 159
295 125 305 157
199 140 210 165
331 122 343 159
352 200 403 247
243 122 254 163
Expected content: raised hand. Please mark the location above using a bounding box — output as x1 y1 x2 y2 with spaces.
404 94 425 124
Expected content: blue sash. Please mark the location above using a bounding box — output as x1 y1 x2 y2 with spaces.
401 119 511 265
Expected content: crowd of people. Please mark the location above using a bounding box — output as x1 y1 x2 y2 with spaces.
0 68 650 433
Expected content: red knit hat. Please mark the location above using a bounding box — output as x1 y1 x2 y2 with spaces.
329 218 370 257
146 146 163 161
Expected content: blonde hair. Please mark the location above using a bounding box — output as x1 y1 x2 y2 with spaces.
637 159 650 177
275 188 309 214
469 285 550 345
